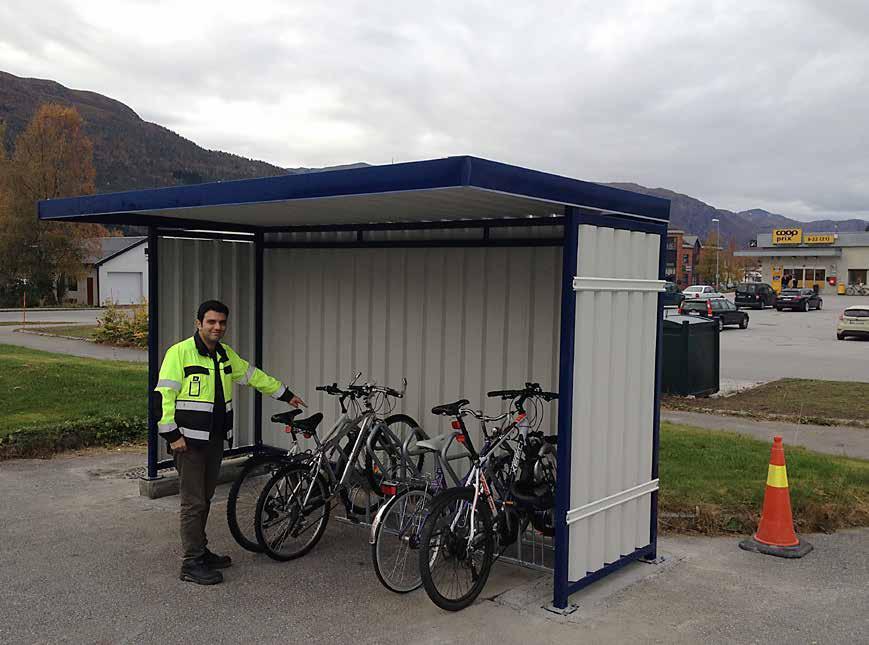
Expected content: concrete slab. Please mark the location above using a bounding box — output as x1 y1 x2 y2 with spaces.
138 456 248 498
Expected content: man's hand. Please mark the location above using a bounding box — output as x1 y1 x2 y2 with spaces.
170 437 188 453
289 395 307 408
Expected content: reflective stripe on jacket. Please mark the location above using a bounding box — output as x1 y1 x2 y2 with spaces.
154 334 292 447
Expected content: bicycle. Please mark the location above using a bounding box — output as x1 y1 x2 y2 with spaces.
417 383 558 611
369 424 472 593
253 375 426 562
226 408 306 553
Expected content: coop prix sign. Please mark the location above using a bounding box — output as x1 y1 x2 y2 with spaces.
772 228 803 245
771 228 836 246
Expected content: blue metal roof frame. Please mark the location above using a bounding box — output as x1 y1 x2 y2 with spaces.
38 156 670 230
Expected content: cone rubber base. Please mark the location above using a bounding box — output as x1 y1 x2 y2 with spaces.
738 536 813 559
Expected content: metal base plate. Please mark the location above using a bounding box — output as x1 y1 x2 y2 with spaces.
543 603 579 616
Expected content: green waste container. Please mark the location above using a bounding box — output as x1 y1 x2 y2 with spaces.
662 315 719 396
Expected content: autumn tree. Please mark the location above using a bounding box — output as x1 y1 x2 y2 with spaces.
0 104 108 305
695 230 721 286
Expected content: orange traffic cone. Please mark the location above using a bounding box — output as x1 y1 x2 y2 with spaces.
739 436 813 558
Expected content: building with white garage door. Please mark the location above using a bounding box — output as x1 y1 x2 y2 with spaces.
96 237 148 304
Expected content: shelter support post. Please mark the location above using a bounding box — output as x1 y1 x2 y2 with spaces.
254 231 264 448
646 225 668 560
146 227 160 480
553 206 579 609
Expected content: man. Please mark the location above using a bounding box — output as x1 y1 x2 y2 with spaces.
155 300 305 585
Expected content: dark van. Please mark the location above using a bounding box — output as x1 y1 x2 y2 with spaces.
735 282 777 309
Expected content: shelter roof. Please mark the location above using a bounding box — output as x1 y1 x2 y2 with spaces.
39 156 670 231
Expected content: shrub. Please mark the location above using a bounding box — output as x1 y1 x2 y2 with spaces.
94 301 149 348
0 415 147 460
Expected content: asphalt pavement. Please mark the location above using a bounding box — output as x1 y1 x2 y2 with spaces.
0 449 866 645
714 293 869 385
0 308 146 362
0 309 101 324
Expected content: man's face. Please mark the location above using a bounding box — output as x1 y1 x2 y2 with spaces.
196 310 227 343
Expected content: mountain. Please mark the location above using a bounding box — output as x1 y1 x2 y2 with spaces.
0 71 294 192
2 70 865 244
607 184 868 247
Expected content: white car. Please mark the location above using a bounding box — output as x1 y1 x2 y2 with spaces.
837 305 869 340
682 285 725 300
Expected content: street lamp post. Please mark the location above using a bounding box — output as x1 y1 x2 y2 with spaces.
712 218 720 290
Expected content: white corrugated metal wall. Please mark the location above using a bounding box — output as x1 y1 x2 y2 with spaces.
156 237 256 462
153 228 661 582
260 244 562 450
568 224 661 581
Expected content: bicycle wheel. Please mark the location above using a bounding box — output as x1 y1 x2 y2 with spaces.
418 487 495 611
371 487 434 593
366 414 427 489
254 463 331 561
227 454 294 553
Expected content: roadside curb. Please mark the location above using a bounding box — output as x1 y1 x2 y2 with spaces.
14 328 97 343
662 404 869 430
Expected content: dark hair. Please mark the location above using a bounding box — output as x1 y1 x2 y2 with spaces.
197 300 229 322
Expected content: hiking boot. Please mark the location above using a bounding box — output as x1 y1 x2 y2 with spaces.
180 558 223 585
202 548 232 569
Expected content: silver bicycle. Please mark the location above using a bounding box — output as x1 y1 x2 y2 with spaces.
253 374 426 561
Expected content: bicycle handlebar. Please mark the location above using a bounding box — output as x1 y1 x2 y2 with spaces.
315 382 404 399
487 383 558 402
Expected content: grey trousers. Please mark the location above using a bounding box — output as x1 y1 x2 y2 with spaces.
173 435 224 561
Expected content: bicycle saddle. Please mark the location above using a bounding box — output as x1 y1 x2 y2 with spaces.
430 399 469 416
416 430 460 453
271 409 303 425
291 412 324 434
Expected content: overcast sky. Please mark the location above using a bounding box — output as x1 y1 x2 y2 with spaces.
1 0 867 221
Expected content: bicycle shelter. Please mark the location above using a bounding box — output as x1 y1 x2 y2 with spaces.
39 156 670 609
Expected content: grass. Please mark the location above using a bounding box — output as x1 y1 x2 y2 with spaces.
25 324 99 339
659 422 869 534
663 378 869 427
0 343 146 437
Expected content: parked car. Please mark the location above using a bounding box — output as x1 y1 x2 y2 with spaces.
775 288 822 312
682 285 725 300
837 305 869 340
679 298 749 331
735 282 777 309
662 282 684 307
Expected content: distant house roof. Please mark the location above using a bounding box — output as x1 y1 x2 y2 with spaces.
84 236 147 265
683 235 699 247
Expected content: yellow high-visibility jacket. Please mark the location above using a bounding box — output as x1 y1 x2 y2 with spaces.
155 333 292 447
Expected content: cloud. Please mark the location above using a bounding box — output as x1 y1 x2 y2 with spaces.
1 0 867 220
